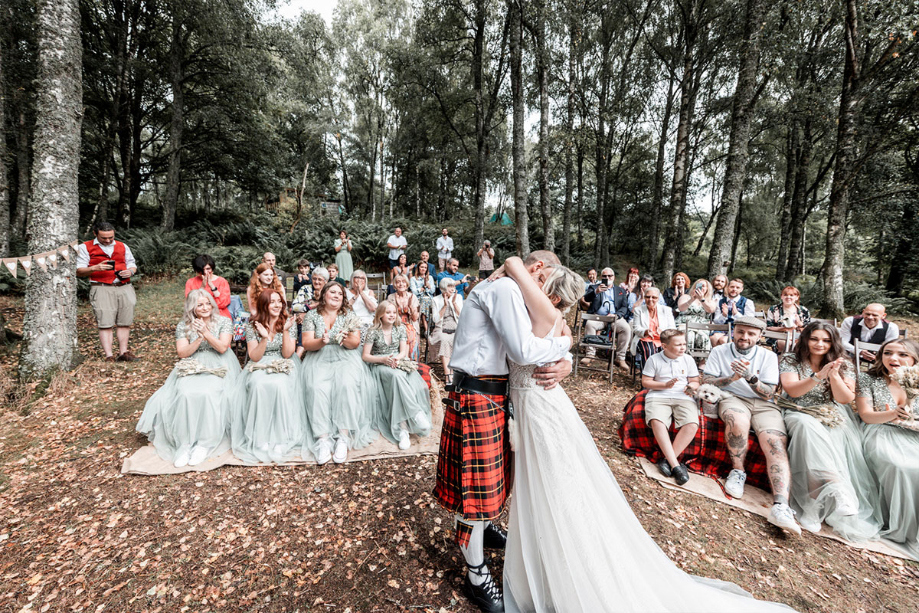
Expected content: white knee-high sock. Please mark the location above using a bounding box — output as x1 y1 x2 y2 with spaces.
455 515 488 585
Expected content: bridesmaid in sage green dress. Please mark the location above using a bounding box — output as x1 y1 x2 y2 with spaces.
300 282 379 465
362 302 432 450
137 290 240 468
230 289 306 464
855 338 919 561
334 230 354 282
778 322 882 540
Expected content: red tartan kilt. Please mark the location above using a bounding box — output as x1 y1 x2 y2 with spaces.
434 388 512 521
618 390 769 492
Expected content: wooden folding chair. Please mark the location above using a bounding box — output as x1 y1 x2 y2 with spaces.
854 338 883 372
684 322 730 364
573 312 618 383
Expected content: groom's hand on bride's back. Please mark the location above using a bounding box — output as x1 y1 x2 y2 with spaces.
533 360 572 390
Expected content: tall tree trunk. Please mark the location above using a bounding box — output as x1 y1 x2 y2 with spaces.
784 119 813 281
820 0 860 319
706 0 765 278
336 133 351 212
592 29 611 269
561 7 577 265
535 0 553 251
728 192 744 274
692 203 721 258
509 0 529 256
0 44 9 258
19 0 82 378
647 73 676 270
576 142 584 249
775 121 798 280
161 14 185 231
12 110 30 238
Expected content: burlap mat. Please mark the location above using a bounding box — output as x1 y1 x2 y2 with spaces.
638 457 912 561
122 380 445 475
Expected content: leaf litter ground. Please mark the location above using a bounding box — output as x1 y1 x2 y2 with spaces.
1 278 918 612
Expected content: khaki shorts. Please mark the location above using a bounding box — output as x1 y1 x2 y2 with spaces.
89 284 136 329
438 257 449 270
645 397 700 429
718 395 786 435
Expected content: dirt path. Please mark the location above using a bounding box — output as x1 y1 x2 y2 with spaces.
1 278 917 612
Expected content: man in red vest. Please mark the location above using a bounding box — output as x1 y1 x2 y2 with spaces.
76 222 138 362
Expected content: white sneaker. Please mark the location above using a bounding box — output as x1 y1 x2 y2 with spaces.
724 469 747 499
398 430 411 450
413 412 431 431
798 513 822 534
332 438 348 464
272 444 287 458
188 445 209 466
258 442 271 452
833 492 859 517
768 503 802 535
316 439 332 465
173 447 192 468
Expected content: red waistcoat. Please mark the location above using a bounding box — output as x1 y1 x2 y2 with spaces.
85 240 129 284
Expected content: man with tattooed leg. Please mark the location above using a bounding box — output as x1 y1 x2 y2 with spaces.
702 316 801 535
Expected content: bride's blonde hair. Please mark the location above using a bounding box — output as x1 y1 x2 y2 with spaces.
541 265 583 314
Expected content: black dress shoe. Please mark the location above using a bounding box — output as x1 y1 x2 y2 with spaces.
463 574 505 613
483 523 507 550
672 463 690 486
656 458 672 478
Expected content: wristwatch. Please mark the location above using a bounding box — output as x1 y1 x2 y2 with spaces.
746 374 759 385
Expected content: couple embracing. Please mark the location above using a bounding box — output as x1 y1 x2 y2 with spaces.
434 251 796 613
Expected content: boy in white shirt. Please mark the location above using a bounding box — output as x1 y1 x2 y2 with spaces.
641 329 700 485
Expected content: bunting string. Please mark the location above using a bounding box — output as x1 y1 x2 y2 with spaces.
1 240 79 279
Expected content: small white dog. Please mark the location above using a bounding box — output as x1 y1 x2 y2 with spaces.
695 384 732 419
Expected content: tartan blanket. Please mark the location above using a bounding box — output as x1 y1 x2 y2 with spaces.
618 390 769 492
416 362 432 388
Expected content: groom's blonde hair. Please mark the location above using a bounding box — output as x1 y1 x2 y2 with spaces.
541 265 583 314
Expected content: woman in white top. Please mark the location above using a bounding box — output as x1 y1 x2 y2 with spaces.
345 269 378 328
630 287 676 363
429 277 464 384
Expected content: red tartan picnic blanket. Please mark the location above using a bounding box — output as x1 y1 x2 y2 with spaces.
618 390 769 492
416 363 432 388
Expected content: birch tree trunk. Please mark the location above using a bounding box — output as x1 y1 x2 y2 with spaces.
0 44 9 258
509 0 529 257
19 0 82 379
646 73 675 270
561 7 578 265
706 0 765 278
12 109 30 239
775 122 798 280
535 0 554 251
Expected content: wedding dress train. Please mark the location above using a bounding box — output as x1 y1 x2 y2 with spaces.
503 360 796 613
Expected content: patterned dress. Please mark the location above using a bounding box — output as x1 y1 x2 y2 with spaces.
856 372 919 560
229 323 305 464
765 304 811 350
137 316 240 464
778 357 882 540
299 310 380 451
674 302 711 352
410 275 435 324
365 326 432 444
388 292 420 360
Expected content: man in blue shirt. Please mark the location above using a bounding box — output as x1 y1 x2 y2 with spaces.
436 258 471 296
581 267 632 369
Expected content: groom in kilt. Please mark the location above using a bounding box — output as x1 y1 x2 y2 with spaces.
434 251 574 613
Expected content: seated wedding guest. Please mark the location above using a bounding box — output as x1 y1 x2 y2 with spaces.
641 329 700 485
292 266 329 313
262 251 290 284
246 263 284 317
300 283 379 464
391 253 410 284
387 274 420 360
711 274 728 302
346 270 378 328
584 268 598 294
627 274 656 319
293 259 311 294
779 322 882 538
410 260 436 336
185 254 231 318
675 278 716 352
362 302 433 450
662 272 690 316
765 286 811 352
137 290 240 467
326 263 348 286
702 316 800 534
408 250 436 277
619 266 640 295
855 339 919 560
839 303 900 363
430 277 464 384
630 287 674 364
580 267 631 370
230 289 304 464
711 278 755 347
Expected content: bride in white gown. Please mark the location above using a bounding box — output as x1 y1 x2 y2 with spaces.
495 257 796 613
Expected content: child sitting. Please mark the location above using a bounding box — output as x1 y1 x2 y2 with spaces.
641 328 701 485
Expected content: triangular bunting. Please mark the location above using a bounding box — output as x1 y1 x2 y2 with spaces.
20 257 32 275
58 246 71 262
69 240 79 252
2 258 16 278
47 253 58 268
34 255 48 272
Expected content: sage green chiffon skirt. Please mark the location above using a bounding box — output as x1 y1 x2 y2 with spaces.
371 364 432 444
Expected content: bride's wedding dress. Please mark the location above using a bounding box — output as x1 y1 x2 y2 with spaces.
503 359 796 613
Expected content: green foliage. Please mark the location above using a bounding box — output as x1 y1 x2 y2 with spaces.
747 279 916 316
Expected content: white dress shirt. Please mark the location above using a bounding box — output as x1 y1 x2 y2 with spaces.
76 239 137 270
449 277 571 376
838 316 900 354
711 294 756 324
387 235 407 260
436 236 454 260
